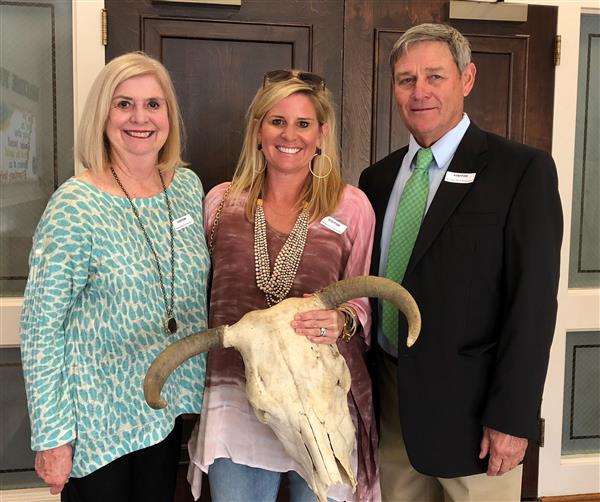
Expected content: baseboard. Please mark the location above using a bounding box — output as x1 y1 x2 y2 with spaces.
0 487 59 502
541 494 600 502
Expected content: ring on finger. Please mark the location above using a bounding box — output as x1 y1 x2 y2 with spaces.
319 327 327 337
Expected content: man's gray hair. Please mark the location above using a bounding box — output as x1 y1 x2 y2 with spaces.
390 23 472 74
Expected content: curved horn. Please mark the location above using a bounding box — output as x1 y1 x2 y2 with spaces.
316 276 421 347
144 326 225 409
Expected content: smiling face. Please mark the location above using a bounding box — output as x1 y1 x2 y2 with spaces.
393 41 476 147
105 74 170 165
257 93 326 177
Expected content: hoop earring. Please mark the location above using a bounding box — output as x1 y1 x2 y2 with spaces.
309 152 333 179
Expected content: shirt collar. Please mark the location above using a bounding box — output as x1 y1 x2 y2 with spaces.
407 114 471 170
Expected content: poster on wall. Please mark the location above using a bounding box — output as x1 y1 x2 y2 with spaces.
0 102 38 184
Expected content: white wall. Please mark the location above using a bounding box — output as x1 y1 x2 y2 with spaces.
72 0 106 175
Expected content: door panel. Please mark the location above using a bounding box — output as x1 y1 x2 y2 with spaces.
468 35 528 140
143 17 311 189
451 9 557 153
343 0 452 182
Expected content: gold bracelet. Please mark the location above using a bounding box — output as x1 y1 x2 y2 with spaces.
337 305 358 342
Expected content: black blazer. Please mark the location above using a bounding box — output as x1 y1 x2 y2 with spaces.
359 123 563 477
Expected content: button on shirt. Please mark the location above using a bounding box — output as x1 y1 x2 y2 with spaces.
378 114 471 357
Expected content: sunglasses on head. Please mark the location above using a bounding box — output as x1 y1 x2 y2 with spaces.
262 70 326 91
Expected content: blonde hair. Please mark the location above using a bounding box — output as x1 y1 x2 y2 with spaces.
76 52 185 173
231 74 344 222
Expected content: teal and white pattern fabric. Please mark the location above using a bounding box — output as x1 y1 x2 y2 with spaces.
20 167 210 477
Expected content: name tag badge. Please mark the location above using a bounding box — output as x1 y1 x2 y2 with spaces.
320 216 347 235
445 171 476 184
173 214 194 231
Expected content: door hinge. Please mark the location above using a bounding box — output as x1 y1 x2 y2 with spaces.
101 8 108 46
554 35 561 66
539 417 545 447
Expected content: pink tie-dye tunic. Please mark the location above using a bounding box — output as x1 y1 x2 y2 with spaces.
187 182 380 501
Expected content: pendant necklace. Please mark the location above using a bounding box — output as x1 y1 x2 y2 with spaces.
111 166 178 335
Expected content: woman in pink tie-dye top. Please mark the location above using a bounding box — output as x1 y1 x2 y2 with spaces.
187 70 379 502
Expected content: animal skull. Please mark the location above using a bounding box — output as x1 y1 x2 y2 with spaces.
144 276 420 502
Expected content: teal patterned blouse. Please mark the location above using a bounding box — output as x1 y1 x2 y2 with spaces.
20 167 209 477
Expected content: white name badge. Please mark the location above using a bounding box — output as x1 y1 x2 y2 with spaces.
320 216 347 235
445 171 476 184
173 214 194 231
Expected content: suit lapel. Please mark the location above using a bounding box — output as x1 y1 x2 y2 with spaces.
405 124 489 277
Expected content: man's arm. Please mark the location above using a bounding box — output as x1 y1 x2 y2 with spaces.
481 148 562 471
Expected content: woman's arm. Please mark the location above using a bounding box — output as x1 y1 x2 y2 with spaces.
20 187 92 488
338 186 376 344
292 186 376 345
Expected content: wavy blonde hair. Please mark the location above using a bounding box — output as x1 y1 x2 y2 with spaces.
76 52 185 173
231 73 344 222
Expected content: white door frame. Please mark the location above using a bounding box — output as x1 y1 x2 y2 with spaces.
507 0 600 496
539 2 600 496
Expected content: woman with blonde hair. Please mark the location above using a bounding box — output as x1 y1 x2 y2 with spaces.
187 70 379 501
20 52 210 501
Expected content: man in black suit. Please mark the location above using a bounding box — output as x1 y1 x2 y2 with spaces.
359 23 562 501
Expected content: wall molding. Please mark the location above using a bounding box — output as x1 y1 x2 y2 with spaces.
541 494 600 502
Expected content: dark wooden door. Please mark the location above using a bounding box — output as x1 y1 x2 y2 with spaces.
106 1 557 500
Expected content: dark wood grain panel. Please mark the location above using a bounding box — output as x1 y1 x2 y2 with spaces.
468 35 529 142
343 0 449 183
450 6 557 153
143 17 311 189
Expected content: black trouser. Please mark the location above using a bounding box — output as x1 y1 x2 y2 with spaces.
61 417 182 502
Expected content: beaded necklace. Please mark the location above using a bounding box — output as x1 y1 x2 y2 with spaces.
110 166 177 334
254 199 310 307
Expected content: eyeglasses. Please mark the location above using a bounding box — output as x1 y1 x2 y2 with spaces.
262 70 326 91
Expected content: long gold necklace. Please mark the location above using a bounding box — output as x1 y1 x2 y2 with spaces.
110 167 177 335
254 199 309 307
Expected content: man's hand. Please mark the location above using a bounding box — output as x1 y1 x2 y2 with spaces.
479 426 527 476
35 444 72 494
